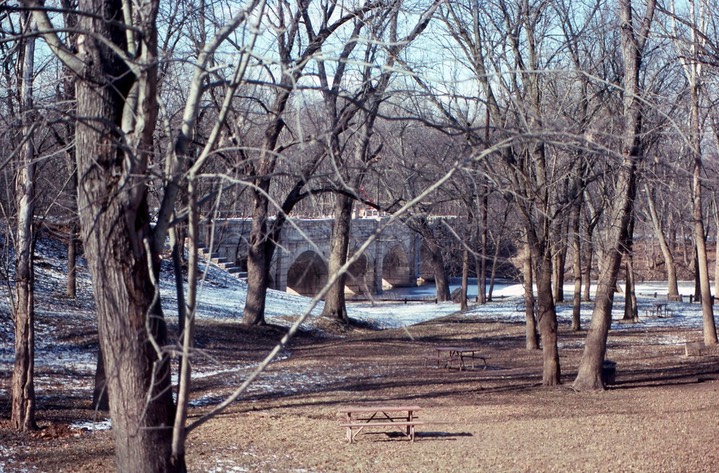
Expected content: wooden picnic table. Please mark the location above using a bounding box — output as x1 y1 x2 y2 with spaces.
434 346 487 371
337 405 423 443
648 302 669 317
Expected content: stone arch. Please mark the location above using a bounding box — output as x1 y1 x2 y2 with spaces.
382 244 412 288
286 251 328 297
344 253 370 295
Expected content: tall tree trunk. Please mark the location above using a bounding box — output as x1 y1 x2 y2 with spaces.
427 239 451 302
571 197 582 331
171 179 199 470
525 213 561 385
478 190 488 304
673 0 717 343
573 0 654 391
241 82 292 325
11 20 37 431
66 224 77 298
60 0 78 300
694 247 701 301
535 248 560 385
92 347 109 411
239 0 386 325
690 86 717 343
622 212 637 321
460 248 469 311
581 199 601 303
321 194 353 322
622 261 637 321
552 220 567 303
488 234 502 302
72 1 178 469
645 186 679 298
412 220 451 301
582 226 594 302
243 182 274 326
243 178 308 325
522 242 539 350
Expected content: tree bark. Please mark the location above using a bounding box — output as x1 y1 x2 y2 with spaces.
714 199 719 301
460 248 469 311
478 190 489 304
488 232 502 302
11 16 37 432
71 1 179 469
621 212 638 321
672 0 717 344
427 238 451 302
92 347 109 411
243 180 275 325
571 196 582 331
536 250 560 385
66 224 78 298
240 1 382 325
645 186 679 298
582 208 599 302
552 220 567 303
60 0 78 300
321 194 353 322
522 242 539 350
622 261 638 321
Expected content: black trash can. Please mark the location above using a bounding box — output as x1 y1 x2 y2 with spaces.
602 360 616 385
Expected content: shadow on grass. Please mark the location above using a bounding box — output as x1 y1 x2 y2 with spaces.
415 431 473 440
353 430 473 442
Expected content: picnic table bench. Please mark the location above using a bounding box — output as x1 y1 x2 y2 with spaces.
338 405 423 443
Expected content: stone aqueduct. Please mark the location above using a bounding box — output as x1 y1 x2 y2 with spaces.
200 217 427 296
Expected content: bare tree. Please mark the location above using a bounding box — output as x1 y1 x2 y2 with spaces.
11 11 37 432
554 0 605 330
23 0 183 468
241 1 382 326
321 0 443 320
574 0 657 391
668 0 717 344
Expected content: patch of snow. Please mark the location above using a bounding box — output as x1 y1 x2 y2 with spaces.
70 418 112 431
207 459 249 473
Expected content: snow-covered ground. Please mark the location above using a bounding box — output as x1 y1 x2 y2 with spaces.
178 260 708 332
0 238 712 472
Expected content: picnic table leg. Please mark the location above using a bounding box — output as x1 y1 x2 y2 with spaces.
345 413 353 443
459 353 468 371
